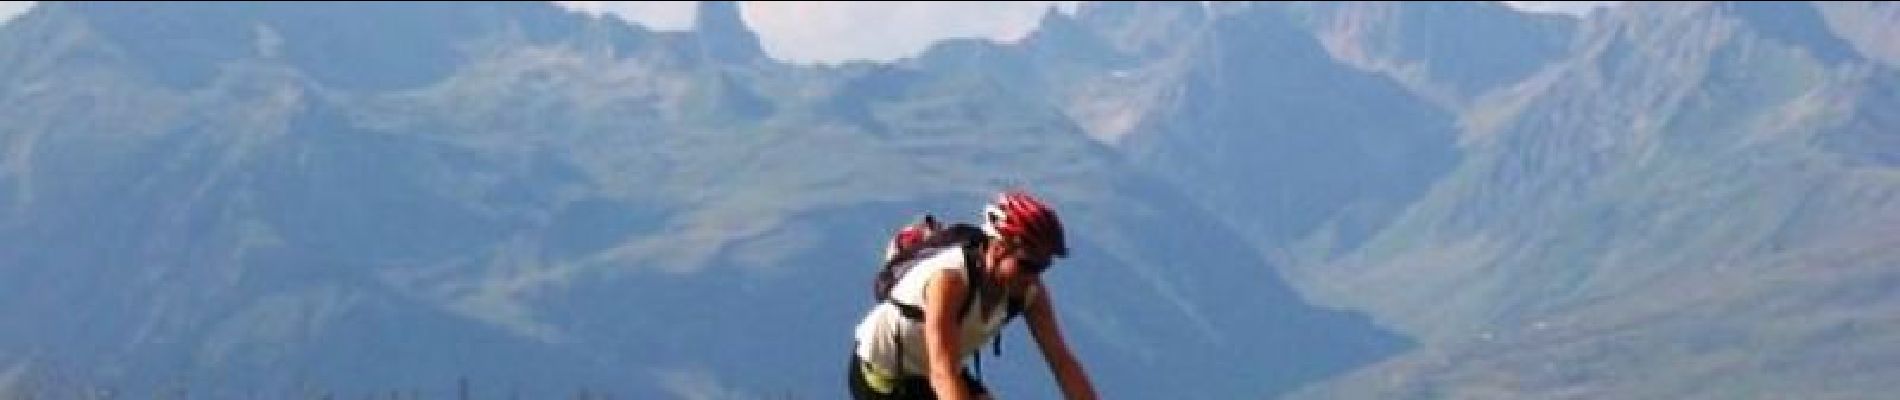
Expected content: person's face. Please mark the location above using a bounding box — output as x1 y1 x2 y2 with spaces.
988 238 1054 290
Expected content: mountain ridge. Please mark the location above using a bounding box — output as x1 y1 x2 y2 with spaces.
0 2 1409 398
2 1 1896 398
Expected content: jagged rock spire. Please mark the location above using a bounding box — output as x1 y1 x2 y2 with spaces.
696 1 763 63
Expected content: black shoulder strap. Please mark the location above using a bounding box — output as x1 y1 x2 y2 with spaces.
956 233 986 321
977 286 1034 380
992 287 1034 358
1004 286 1032 322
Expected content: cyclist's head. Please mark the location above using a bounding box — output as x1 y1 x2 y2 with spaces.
981 189 1066 273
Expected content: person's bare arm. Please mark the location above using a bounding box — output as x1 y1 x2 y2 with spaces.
1026 284 1098 400
925 270 973 400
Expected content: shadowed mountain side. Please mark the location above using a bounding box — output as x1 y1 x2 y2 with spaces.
0 2 1409 397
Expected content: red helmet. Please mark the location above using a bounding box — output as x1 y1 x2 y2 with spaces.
981 190 1068 258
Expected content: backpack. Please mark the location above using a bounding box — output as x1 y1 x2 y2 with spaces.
873 214 942 303
873 214 1029 378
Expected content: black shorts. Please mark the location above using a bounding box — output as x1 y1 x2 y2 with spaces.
847 354 989 400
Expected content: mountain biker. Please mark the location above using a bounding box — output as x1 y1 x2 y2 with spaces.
848 190 1099 400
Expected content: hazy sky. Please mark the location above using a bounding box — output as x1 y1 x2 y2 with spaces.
0 1 1618 64
560 1 1080 64
564 1 1612 64
0 1 29 24
1503 1 1619 16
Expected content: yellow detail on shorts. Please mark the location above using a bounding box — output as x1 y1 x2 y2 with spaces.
860 359 898 394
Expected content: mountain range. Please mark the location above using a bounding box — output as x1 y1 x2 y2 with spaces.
0 1 1895 398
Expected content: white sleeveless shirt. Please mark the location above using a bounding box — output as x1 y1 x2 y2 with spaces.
854 246 1012 375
